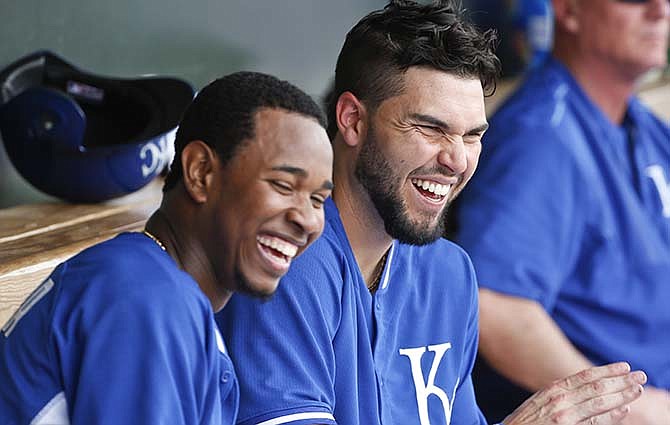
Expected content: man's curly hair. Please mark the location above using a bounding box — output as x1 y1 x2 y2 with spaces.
326 0 500 139
164 71 325 191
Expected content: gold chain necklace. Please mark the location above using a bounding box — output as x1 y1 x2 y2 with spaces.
142 230 166 252
367 249 389 293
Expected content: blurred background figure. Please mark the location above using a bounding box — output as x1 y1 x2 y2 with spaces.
455 0 670 423
467 0 553 76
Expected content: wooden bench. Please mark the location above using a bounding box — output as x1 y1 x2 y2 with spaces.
0 181 162 325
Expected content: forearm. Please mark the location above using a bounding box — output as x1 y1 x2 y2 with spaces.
478 288 592 391
621 386 670 425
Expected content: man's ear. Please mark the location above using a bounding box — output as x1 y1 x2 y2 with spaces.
335 91 368 147
553 0 579 34
181 140 217 203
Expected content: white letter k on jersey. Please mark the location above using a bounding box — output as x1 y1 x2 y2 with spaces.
646 165 670 217
399 342 458 425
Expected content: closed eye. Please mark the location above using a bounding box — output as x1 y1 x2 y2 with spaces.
311 194 326 209
270 180 293 194
415 125 449 140
417 124 443 134
464 134 484 144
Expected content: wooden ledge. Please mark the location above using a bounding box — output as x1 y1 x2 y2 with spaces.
0 179 162 325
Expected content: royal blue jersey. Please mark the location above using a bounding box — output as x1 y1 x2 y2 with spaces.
457 58 670 388
0 232 239 424
218 199 487 425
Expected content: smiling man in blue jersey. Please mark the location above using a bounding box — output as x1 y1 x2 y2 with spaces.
217 2 648 424
0 72 333 424
455 0 670 423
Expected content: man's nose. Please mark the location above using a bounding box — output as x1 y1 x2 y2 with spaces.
286 198 322 236
437 138 467 175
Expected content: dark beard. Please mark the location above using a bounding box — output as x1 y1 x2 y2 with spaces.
354 125 447 246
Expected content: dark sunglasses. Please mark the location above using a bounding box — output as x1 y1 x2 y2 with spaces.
615 0 668 3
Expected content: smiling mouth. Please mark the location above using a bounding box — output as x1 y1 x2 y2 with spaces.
257 235 298 268
411 178 451 203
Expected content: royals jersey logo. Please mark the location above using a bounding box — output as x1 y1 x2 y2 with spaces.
399 342 459 425
646 165 670 218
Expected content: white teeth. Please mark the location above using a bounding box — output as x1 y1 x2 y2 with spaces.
257 236 298 258
411 179 451 197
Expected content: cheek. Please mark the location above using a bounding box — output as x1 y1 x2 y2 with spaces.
242 185 286 217
393 125 439 155
306 209 326 240
580 14 619 49
314 212 326 237
600 17 637 51
465 145 482 175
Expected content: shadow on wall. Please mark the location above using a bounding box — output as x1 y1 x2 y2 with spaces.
125 33 255 90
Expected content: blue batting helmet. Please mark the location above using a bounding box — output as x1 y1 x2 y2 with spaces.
0 50 194 202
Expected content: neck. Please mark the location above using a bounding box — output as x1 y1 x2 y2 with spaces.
332 140 393 287
144 198 232 312
553 47 637 125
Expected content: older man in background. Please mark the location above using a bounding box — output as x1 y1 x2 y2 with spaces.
456 0 670 423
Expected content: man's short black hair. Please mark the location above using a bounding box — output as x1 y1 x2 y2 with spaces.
326 0 500 139
164 71 326 191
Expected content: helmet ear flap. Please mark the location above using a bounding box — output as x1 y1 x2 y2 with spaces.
0 86 86 153
0 87 88 198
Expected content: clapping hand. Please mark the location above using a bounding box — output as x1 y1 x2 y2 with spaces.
503 363 646 425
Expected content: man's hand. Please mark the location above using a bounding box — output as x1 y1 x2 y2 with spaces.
502 363 647 425
621 386 670 425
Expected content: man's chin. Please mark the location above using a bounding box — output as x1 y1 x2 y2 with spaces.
385 210 447 246
386 221 444 246
234 270 280 301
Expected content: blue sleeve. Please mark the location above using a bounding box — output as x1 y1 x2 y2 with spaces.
52 265 232 424
457 123 587 310
217 238 342 425
0 276 63 424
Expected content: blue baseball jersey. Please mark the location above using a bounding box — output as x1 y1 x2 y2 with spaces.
0 232 239 424
457 58 670 388
218 199 487 425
